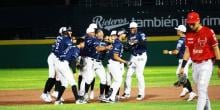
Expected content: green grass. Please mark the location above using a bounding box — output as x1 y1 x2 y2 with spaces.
0 66 219 110
0 66 219 90
0 101 220 110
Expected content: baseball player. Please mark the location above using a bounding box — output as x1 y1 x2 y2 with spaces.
121 22 147 100
163 25 197 101
104 30 124 101
82 29 112 101
180 11 220 110
103 30 128 103
54 38 86 105
78 27 97 100
40 27 72 102
78 23 97 100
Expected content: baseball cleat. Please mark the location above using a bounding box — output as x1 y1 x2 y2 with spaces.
51 91 65 102
98 95 106 101
120 93 130 99
75 99 87 104
102 98 115 103
179 88 189 97
89 91 94 100
136 95 144 100
187 92 197 101
40 93 52 103
54 100 63 105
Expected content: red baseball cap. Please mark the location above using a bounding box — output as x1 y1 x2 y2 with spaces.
186 12 200 24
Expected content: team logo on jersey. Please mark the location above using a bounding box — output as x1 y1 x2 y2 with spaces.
197 37 207 47
92 16 129 31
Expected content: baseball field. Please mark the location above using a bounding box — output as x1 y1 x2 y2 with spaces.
0 66 219 110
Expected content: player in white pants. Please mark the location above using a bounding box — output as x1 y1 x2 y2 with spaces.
163 25 196 101
54 38 86 105
122 22 147 100
103 29 128 103
40 27 71 103
180 11 220 110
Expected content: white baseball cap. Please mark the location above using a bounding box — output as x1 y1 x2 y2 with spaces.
110 30 117 35
89 23 98 29
129 22 138 28
174 25 186 32
86 28 95 33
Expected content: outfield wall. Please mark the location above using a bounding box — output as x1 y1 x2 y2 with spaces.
0 40 178 68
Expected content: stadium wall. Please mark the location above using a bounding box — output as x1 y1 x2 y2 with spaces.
0 41 177 68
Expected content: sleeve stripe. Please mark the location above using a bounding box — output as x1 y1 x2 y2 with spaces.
212 43 218 47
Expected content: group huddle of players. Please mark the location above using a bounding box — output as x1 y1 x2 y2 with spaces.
40 22 148 105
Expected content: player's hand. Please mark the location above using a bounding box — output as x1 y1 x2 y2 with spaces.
125 61 132 66
105 45 113 50
179 68 184 76
163 50 169 54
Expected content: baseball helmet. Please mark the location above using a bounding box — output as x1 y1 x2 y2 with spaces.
129 22 138 28
174 25 186 32
89 23 98 29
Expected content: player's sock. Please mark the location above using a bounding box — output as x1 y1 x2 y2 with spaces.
117 88 120 96
56 86 65 101
78 75 82 90
100 83 106 95
106 88 113 98
85 83 91 94
105 85 110 94
183 79 193 92
71 85 79 100
90 78 95 91
55 80 61 91
43 78 56 93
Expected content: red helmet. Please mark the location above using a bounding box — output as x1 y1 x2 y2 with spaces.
186 12 200 24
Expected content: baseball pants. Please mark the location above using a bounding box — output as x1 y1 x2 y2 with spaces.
124 52 147 96
192 59 213 110
108 59 124 101
55 60 77 88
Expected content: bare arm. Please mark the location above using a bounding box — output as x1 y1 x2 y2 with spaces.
182 47 190 60
113 53 127 64
213 45 220 78
163 49 179 55
96 45 112 52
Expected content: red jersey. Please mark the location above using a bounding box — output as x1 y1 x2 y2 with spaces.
185 26 218 61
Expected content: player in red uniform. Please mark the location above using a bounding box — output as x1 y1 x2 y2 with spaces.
180 11 220 110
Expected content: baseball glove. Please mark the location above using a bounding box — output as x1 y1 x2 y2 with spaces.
173 73 187 87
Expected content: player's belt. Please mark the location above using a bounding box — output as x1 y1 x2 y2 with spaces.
193 59 211 64
133 52 146 56
89 57 101 62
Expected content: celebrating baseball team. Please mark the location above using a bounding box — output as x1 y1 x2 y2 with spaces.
39 11 220 110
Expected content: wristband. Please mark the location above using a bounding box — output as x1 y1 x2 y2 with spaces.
181 60 187 68
216 60 220 68
168 51 172 55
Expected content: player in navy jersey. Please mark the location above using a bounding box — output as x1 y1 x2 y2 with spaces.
82 29 112 101
40 27 72 103
121 22 147 100
103 29 129 103
163 25 196 101
54 38 86 105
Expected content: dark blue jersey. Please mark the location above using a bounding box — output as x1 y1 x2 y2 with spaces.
59 45 80 62
90 38 107 60
83 35 95 57
127 32 147 56
54 35 72 56
176 37 186 59
109 39 123 61
51 44 55 53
